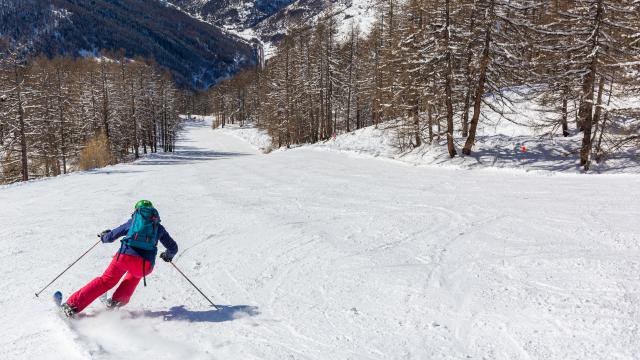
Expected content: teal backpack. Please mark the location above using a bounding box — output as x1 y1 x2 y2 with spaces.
123 206 161 251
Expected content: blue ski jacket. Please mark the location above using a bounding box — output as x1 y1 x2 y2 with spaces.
101 219 178 265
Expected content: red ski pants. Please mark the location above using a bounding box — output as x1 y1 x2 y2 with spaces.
67 253 153 313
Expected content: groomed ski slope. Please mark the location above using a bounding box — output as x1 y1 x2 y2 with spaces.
1 118 639 359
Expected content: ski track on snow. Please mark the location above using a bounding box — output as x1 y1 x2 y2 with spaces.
0 118 639 359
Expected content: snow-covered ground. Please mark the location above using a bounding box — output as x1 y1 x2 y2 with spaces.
305 125 640 174
215 119 273 153
1 118 639 359
295 90 639 174
217 117 639 174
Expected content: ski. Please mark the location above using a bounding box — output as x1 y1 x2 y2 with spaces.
53 290 63 307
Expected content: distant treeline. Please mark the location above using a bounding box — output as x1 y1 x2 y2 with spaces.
210 0 640 171
0 47 188 184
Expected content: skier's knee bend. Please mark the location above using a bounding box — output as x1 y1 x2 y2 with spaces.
98 274 120 290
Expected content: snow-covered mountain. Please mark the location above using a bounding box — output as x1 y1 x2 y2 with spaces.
171 0 378 45
0 0 377 87
170 0 295 30
0 0 258 89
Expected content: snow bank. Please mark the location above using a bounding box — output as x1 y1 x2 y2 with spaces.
303 125 639 174
301 92 640 174
216 123 273 153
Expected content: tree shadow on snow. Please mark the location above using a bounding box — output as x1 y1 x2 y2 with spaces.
427 134 640 173
133 148 252 166
87 169 145 175
134 305 260 323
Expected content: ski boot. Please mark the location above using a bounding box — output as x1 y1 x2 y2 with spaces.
60 303 77 318
105 298 123 310
100 293 123 310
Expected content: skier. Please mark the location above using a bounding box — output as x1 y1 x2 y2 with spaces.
60 200 178 317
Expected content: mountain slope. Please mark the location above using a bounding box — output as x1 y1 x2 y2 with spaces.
0 0 257 88
172 0 378 44
171 0 294 29
1 118 638 359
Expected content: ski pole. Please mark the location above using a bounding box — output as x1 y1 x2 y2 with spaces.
35 240 101 298
169 261 220 310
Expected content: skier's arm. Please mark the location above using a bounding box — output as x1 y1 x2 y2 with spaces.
157 225 178 258
101 220 132 243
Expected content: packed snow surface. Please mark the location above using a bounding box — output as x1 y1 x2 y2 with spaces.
1 118 639 359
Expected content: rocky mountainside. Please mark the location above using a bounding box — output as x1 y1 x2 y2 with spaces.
170 0 295 30
0 0 258 89
171 0 377 44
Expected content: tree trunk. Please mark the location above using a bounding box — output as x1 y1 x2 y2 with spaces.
579 0 603 170
18 89 28 181
14 62 28 181
444 0 457 157
588 75 606 164
346 25 355 133
561 84 569 137
427 102 433 143
462 10 492 156
413 101 421 147
579 67 596 169
57 68 67 174
100 63 112 158
132 72 139 159
461 14 476 138
595 76 614 163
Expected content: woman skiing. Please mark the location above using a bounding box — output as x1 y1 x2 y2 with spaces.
60 200 178 317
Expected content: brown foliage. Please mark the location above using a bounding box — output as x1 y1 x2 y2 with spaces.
78 133 114 170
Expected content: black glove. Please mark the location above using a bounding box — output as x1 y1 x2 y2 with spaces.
98 229 111 242
159 252 173 262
